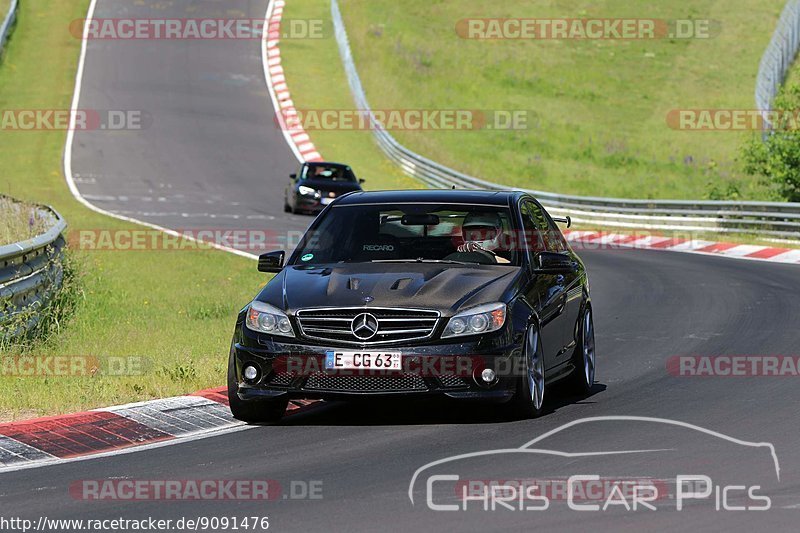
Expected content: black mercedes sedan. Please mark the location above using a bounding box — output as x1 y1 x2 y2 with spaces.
284 161 364 214
229 190 595 422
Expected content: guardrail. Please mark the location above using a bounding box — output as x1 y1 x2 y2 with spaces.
0 0 19 57
756 0 800 129
331 0 800 241
0 197 67 338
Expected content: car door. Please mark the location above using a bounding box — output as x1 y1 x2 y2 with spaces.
520 200 568 370
541 209 582 365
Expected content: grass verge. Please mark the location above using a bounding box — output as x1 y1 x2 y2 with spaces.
0 0 265 420
0 196 50 245
283 0 786 201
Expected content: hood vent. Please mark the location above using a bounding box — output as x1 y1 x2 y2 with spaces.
390 278 413 291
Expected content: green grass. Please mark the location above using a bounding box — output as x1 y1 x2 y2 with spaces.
780 53 800 88
283 0 786 201
0 0 265 420
0 197 49 245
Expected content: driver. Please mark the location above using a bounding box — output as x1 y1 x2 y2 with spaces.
457 212 510 264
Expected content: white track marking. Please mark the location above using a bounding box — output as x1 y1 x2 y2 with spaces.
62 0 258 261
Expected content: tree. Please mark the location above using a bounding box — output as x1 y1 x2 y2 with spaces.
741 84 800 202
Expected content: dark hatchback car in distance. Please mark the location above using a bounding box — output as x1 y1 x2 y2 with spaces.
229 190 595 422
284 161 364 214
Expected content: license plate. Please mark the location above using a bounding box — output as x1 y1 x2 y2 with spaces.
321 197 334 205
325 351 401 370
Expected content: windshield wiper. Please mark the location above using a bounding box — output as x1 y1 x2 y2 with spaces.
370 258 470 265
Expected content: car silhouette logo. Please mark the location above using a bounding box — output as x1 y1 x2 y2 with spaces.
351 313 379 340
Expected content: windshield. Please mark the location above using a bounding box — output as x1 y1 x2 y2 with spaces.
290 203 522 266
301 164 355 182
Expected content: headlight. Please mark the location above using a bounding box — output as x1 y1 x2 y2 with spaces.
297 185 318 196
245 301 295 338
442 303 506 339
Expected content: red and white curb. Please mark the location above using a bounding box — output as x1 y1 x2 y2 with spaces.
564 230 800 265
263 0 322 163
0 388 319 472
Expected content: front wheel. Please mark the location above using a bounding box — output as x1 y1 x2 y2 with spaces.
227 345 288 423
567 306 596 395
508 324 546 419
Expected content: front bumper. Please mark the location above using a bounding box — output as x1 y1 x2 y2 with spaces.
232 325 522 403
294 194 333 212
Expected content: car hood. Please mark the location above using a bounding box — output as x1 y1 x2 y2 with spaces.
258 263 521 316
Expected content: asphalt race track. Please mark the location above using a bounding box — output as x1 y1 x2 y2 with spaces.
11 0 799 530
68 0 311 238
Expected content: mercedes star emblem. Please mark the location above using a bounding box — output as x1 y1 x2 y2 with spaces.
351 313 379 340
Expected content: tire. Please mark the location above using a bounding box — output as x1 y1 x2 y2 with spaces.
508 324 546 419
227 345 288 423
567 306 596 395
284 201 293 213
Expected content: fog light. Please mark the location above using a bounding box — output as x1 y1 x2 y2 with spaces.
481 368 497 383
243 364 259 382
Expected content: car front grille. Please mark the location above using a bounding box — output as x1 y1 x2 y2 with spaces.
437 375 469 388
303 372 428 392
295 307 440 345
265 372 294 387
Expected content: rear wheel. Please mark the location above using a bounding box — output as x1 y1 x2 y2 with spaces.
508 325 546 419
227 345 287 423
567 306 596 395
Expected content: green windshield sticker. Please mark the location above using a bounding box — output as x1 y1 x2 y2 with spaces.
301 253 314 262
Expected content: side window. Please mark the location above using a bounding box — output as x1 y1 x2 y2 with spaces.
520 202 545 254
532 203 564 252
523 201 567 253
542 212 569 253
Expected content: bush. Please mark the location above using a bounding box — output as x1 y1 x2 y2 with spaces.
741 85 800 202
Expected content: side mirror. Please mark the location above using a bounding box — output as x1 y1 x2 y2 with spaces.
358 178 365 184
534 252 575 274
552 215 572 228
290 173 297 180
258 250 285 273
